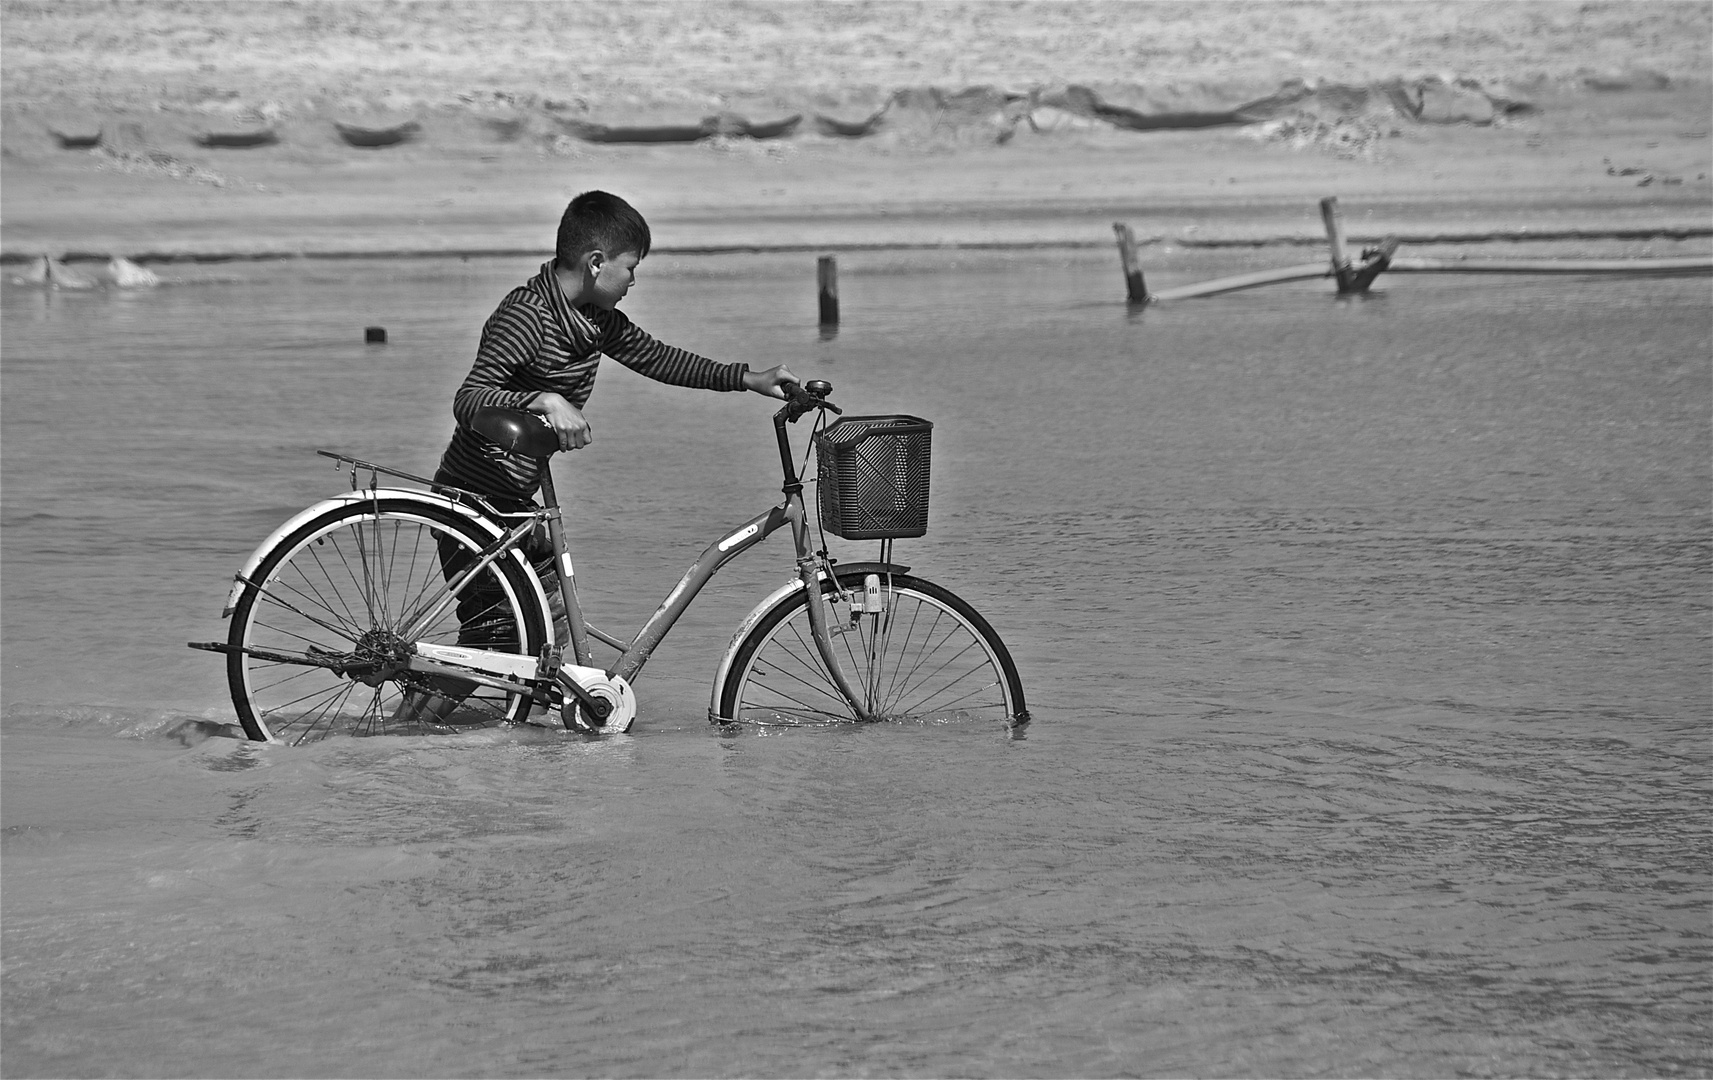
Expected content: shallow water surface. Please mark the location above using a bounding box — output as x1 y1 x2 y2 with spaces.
2 250 1709 1077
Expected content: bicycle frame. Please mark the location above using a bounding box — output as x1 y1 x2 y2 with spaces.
534 397 875 715
315 396 882 724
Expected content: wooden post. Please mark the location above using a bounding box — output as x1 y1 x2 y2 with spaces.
1348 236 1401 293
1319 197 1356 293
817 255 839 326
1112 223 1148 302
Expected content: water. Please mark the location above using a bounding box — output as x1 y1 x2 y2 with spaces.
3 249 1709 1077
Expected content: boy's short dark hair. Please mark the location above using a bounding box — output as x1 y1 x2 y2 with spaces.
555 190 652 267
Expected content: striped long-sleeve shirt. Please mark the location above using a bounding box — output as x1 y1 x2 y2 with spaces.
436 261 749 502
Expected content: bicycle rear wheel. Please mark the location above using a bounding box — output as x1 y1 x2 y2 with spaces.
716 570 1028 727
226 499 548 744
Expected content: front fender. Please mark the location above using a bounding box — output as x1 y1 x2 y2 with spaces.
221 488 553 644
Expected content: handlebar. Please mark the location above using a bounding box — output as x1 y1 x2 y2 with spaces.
779 379 842 424
472 379 839 464
771 379 839 490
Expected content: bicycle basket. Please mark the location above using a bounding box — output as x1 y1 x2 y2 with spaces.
815 414 932 540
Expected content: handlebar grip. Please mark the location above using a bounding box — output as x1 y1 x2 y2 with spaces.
780 379 842 420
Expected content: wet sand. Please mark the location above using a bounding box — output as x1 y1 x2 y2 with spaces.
5 92 1709 260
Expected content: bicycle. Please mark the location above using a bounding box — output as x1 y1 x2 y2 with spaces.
190 380 1029 744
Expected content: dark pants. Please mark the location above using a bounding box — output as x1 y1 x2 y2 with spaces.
428 482 557 645
437 528 566 644
399 489 564 722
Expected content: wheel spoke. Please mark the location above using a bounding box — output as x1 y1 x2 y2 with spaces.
726 621 852 722
260 677 358 745
725 575 1023 726
295 539 368 636
245 572 366 645
248 661 337 699
390 523 437 630
230 502 544 743
880 624 981 714
890 663 1003 717
752 622 857 719
278 553 366 639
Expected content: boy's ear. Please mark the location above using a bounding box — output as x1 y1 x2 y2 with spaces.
584 249 606 274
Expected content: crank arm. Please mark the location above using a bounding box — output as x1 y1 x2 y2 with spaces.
555 669 613 724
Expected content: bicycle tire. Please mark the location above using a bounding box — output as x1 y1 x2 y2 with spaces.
716 570 1028 726
227 499 548 744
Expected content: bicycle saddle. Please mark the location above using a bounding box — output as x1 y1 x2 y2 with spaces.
471 407 559 458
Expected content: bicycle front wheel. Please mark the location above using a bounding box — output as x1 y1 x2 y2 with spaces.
716 570 1028 727
227 499 548 744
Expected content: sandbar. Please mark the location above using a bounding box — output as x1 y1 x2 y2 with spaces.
2 2 1709 262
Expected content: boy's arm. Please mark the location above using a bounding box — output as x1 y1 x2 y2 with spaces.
451 294 553 426
594 308 750 392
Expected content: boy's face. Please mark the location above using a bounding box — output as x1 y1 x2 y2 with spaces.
588 249 641 309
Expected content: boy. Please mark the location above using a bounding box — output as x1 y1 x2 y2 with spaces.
403 190 796 724
438 189 796 500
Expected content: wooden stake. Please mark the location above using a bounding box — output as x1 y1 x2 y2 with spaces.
1348 236 1401 293
1137 250 1710 302
1320 197 1356 292
817 255 839 326
1112 223 1148 302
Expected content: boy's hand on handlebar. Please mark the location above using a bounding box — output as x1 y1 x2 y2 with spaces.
527 392 593 451
743 365 799 400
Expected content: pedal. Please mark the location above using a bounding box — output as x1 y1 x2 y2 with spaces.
525 645 565 719
534 644 563 683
